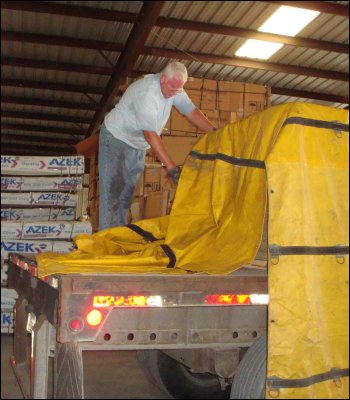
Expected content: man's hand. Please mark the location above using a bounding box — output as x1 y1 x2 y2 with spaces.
167 166 182 186
186 108 216 132
144 130 176 170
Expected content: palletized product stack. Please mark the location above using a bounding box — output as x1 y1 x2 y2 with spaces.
163 77 271 165
1 155 92 333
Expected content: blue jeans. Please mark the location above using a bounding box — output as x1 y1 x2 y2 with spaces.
98 125 145 229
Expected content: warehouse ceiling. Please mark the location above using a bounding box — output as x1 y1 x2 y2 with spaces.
1 1 349 156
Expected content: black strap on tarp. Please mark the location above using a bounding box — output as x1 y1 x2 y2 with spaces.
269 244 349 256
126 224 158 242
161 244 176 268
267 367 349 389
283 117 349 132
189 150 265 169
126 225 176 268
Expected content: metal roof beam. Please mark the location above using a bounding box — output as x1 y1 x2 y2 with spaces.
262 1 349 17
2 76 348 106
272 87 349 104
1 122 86 136
2 53 348 82
1 96 98 110
143 47 349 82
1 2 348 52
1 57 112 75
1 78 105 95
155 19 348 54
4 29 347 58
87 1 166 136
2 133 79 145
2 110 91 124
1 31 124 52
1 144 76 156
0 1 137 22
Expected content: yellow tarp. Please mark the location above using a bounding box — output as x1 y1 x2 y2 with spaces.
265 105 349 399
36 102 349 398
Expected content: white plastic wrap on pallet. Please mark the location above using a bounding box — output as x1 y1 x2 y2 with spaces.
1 288 16 334
1 269 8 286
1 260 8 272
1 260 8 286
1 192 78 206
1 192 32 205
75 174 89 219
1 240 75 258
1 309 14 334
1 288 17 308
1 155 84 175
1 207 76 221
1 176 83 191
1 221 92 240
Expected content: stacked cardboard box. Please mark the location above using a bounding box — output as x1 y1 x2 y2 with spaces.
1 155 91 332
177 78 270 129
131 163 175 222
162 78 271 164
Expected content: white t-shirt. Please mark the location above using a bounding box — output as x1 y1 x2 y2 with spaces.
103 74 196 150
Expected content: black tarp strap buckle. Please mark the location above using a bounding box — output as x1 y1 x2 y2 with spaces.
269 244 349 265
332 120 344 138
266 367 349 396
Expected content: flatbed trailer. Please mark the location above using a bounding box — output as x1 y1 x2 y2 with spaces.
7 252 268 399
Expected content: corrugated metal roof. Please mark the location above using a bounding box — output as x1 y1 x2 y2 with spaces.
1 0 349 155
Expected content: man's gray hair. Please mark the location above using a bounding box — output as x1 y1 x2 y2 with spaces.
161 61 188 82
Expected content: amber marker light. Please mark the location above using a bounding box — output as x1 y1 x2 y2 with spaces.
86 309 103 326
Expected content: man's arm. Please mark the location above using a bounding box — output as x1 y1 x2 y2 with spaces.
143 130 176 171
186 108 216 132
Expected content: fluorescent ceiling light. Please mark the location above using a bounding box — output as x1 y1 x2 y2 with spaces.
235 6 320 60
236 40 284 60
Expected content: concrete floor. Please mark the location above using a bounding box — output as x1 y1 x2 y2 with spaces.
1 334 171 399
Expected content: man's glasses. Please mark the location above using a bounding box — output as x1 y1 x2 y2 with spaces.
166 81 184 94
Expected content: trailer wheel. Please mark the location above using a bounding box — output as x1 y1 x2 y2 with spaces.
137 350 231 399
230 333 267 399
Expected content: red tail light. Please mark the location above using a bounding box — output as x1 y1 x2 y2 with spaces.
69 318 84 332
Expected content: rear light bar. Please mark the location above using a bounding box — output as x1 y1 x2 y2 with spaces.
93 294 268 308
205 294 269 305
9 253 37 276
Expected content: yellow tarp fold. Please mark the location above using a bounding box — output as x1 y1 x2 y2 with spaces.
36 102 348 398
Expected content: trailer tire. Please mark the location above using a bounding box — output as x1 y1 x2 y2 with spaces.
137 350 230 399
230 333 267 399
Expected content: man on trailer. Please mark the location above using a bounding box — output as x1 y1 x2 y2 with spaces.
98 61 216 229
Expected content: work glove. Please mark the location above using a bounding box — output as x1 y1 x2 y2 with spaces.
167 166 182 186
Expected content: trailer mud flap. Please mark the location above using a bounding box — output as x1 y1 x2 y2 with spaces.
54 341 83 399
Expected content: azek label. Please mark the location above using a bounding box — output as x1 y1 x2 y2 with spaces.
49 158 82 166
1 240 75 257
1 156 84 175
1 176 82 191
2 221 92 239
